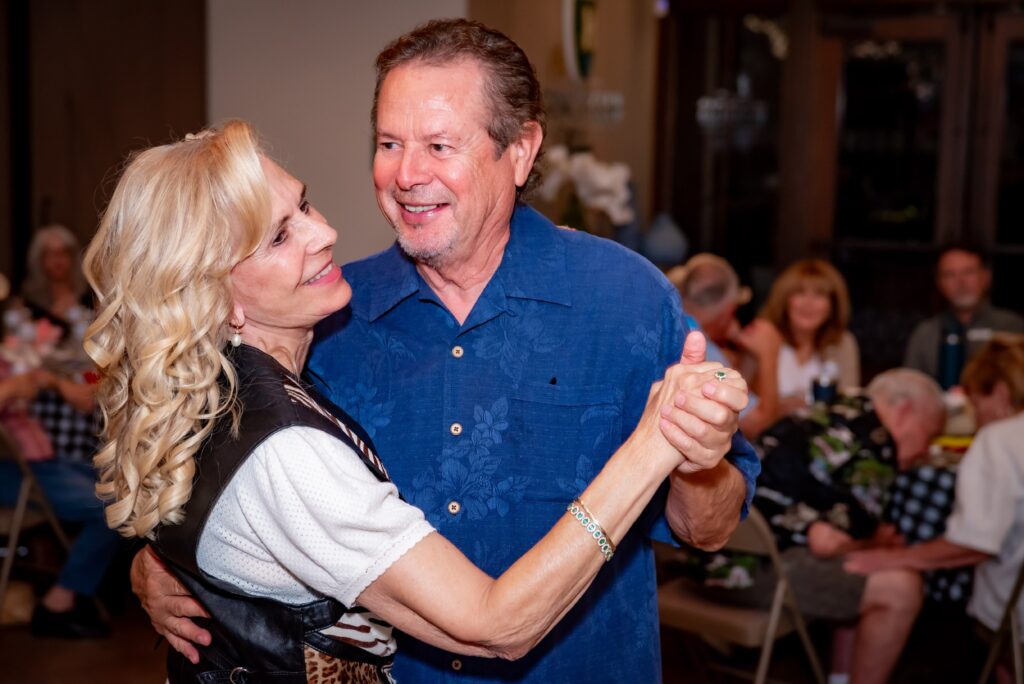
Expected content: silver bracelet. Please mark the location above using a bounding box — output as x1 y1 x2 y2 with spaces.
567 498 616 562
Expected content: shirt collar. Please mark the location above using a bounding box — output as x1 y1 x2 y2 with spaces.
494 204 571 307
361 245 421 322
362 204 571 322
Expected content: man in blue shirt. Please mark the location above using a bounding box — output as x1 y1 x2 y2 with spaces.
132 18 759 682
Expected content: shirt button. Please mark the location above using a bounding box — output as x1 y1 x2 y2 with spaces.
451 659 463 671
451 345 464 358
450 422 463 436
448 500 461 515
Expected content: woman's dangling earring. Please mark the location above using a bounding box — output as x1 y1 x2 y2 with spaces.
230 323 243 348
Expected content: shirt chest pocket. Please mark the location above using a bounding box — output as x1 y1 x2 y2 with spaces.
508 383 623 503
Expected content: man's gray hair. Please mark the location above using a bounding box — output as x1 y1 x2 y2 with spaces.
866 368 946 424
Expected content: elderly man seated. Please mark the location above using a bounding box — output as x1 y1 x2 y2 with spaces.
677 368 946 684
668 254 781 437
846 337 1024 681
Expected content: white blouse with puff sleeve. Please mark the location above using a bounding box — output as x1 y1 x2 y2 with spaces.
196 425 435 609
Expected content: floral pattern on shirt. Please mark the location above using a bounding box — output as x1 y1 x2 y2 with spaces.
756 396 897 547
335 328 414 438
407 397 534 527
472 301 563 387
626 323 661 362
679 395 896 588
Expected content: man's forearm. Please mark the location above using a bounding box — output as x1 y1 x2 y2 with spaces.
665 460 746 550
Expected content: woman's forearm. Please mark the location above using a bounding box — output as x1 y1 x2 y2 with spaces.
475 431 676 657
358 423 679 660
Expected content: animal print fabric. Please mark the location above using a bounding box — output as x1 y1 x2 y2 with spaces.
303 646 393 683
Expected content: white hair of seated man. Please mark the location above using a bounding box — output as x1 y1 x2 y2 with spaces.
866 368 945 420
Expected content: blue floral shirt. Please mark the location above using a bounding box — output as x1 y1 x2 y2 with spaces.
308 204 759 683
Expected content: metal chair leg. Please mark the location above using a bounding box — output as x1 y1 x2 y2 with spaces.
754 581 788 684
0 479 34 612
785 587 826 684
1011 610 1022 684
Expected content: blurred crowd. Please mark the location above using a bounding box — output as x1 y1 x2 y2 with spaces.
666 244 1024 684
1 222 1022 684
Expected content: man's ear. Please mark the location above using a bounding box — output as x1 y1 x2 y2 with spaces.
510 121 544 188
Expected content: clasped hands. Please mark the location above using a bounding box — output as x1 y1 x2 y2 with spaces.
648 330 749 475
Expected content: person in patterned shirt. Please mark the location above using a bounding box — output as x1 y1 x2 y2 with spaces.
679 368 946 684
846 337 1024 682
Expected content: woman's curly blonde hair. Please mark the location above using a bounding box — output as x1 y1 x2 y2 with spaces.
83 120 270 538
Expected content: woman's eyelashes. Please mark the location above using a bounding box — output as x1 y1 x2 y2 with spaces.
269 198 312 248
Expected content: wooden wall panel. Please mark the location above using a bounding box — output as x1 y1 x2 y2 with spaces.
28 0 205 250
1 2 12 284
778 0 841 263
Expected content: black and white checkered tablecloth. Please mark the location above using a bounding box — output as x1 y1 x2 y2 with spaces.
31 389 101 464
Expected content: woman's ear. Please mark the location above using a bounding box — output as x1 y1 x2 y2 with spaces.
229 302 245 330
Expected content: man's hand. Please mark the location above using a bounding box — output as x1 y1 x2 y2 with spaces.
131 546 211 664
658 331 748 475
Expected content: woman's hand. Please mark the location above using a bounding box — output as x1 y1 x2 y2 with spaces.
734 318 782 363
0 372 40 405
654 332 749 475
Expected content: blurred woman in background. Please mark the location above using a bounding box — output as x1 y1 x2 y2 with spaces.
760 259 860 413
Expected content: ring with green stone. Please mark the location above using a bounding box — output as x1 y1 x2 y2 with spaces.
714 369 728 382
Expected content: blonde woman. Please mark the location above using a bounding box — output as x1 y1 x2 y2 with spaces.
84 121 747 683
759 259 860 412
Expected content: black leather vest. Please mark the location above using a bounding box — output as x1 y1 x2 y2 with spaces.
153 344 395 683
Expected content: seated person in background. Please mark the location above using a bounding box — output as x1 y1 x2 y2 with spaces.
904 244 1024 389
19 224 93 339
0 277 119 639
669 253 780 437
847 337 1024 674
759 259 860 415
680 369 945 684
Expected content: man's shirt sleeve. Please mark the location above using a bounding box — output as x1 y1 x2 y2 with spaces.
648 302 759 545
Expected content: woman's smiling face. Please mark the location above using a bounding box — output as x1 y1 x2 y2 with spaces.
786 281 833 337
229 157 351 341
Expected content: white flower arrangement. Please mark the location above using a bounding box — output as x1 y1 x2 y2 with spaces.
537 144 635 225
